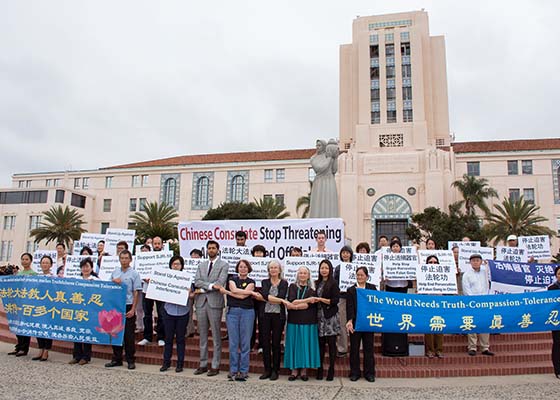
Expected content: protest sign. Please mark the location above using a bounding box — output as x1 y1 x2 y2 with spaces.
458 246 494 273
64 255 97 279
487 260 557 294
219 246 252 274
448 241 481 250
302 252 340 262
145 267 192 306
518 236 552 260
242 257 270 287
134 251 174 280
416 264 458 294
418 250 457 274
382 246 417 255
104 228 136 255
495 246 528 263
32 250 58 274
382 252 418 280
338 259 382 291
283 257 320 284
98 256 121 281
183 258 201 282
72 240 99 256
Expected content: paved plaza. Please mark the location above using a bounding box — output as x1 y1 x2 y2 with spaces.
0 342 557 400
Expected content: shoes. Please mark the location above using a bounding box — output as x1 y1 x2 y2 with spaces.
336 351 347 358
158 340 165 347
137 339 151 346
175 366 183 373
467 350 476 356
105 361 123 368
288 374 298 381
259 371 271 380
207 368 219 376
69 359 79 365
193 366 208 375
8 351 17 355
160 364 170 372
78 359 89 365
326 367 334 381
481 350 494 356
436 352 444 358
555 373 560 379
40 356 48 362
270 371 278 381
316 367 323 380
15 351 28 357
235 373 248 381
228 373 235 381
349 375 360 382
426 352 434 359
365 375 375 382
301 375 308 381
128 362 136 370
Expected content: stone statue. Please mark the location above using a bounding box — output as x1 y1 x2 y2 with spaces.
309 139 340 218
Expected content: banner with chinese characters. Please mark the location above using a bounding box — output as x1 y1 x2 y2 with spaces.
355 289 560 334
0 275 126 345
518 235 552 260
487 260 557 294
416 264 458 294
495 246 528 263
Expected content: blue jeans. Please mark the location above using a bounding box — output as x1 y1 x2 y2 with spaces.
226 307 255 374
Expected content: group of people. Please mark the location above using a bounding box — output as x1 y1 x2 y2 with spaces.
6 230 560 381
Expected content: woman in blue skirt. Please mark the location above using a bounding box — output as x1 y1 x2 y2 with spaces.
283 266 320 381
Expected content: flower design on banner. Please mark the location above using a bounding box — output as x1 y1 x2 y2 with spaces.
95 309 125 343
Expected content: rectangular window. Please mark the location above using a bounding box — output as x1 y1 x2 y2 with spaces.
401 42 411 56
522 160 533 175
263 194 273 201
46 179 52 187
25 180 31 188
467 162 480 176
26 241 38 254
400 32 410 42
384 33 394 43
386 66 395 79
371 111 381 124
275 194 285 206
29 215 42 230
385 44 395 57
370 45 379 57
402 64 411 78
0 190 48 204
387 110 397 123
507 160 518 175
3 216 16 230
523 188 535 204
276 169 285 182
103 199 112 212
509 188 521 202
100 223 110 234
74 178 80 189
0 241 13 262
131 175 140 187
370 66 379 79
557 216 560 235
127 222 137 230
129 198 137 212
402 86 412 100
403 109 413 122
264 169 273 182
386 87 396 100
141 175 149 187
55 189 65 203
105 176 113 188
53 178 60 187
139 198 147 212
70 193 86 208
371 89 380 101
82 177 89 190
18 180 24 188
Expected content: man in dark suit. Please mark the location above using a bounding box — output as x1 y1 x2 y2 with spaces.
193 240 230 376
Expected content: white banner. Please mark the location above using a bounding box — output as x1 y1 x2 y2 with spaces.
64 255 97 279
302 252 340 262
495 246 528 263
458 246 494 273
519 235 551 260
32 250 58 274
105 228 136 256
145 267 192 306
381 246 417 255
448 241 481 250
416 264 458 294
338 260 382 291
134 251 174 280
178 218 344 260
283 257 320 285
382 253 418 280
219 246 252 273
98 256 122 281
418 250 457 274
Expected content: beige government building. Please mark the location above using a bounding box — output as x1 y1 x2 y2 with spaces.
1 10 559 264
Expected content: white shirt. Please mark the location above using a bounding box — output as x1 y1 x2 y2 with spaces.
462 268 489 296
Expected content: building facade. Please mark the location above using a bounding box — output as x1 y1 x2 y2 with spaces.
1 11 559 265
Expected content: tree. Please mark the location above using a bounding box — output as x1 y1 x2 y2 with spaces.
451 174 498 216
406 205 485 247
483 196 556 245
129 201 178 243
30 205 86 248
203 202 265 220
253 197 290 219
296 183 312 218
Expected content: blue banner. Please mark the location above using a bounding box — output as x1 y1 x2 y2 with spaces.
0 275 126 345
355 289 560 334
488 260 557 289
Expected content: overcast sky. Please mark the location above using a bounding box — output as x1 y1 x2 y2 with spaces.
1 0 558 186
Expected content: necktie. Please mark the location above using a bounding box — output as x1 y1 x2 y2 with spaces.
208 261 213 276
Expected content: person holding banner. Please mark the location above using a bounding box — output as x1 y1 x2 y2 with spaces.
333 246 354 358
346 266 376 382
218 259 256 381
80 247 93 256
160 256 189 373
9 253 36 357
356 242 370 254
250 245 266 353
284 266 320 381
547 265 560 379
314 259 341 381
32 255 55 361
424 255 444 359
253 260 289 381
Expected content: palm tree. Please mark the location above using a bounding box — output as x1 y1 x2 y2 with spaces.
296 183 312 218
30 205 86 248
129 201 179 242
451 174 498 216
253 197 290 219
483 196 556 244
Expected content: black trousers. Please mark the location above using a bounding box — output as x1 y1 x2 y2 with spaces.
36 338 52 350
260 313 285 372
163 313 188 367
318 335 337 371
251 300 265 349
112 305 136 363
15 335 31 353
552 330 560 375
73 342 92 361
143 297 165 341
349 331 375 378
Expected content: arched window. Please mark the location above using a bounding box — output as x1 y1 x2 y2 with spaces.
162 178 176 207
231 175 244 202
196 176 209 207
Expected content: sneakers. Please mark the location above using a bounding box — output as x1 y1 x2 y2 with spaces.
481 350 495 356
235 372 248 381
105 361 123 368
158 340 165 347
137 339 151 346
78 359 89 365
467 350 476 356
207 368 220 377
193 366 208 375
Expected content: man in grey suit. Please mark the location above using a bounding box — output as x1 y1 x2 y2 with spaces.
193 240 229 376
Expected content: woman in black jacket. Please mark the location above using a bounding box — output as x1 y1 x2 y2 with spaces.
252 260 289 381
314 259 340 381
547 265 560 379
346 266 376 382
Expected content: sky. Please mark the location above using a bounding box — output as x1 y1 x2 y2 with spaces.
1 0 558 186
